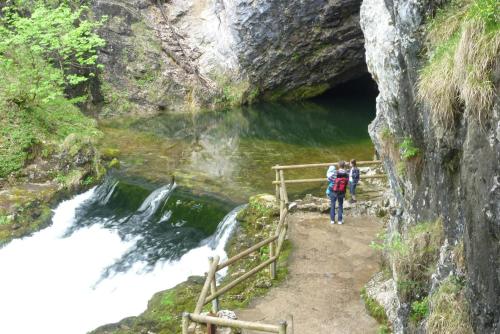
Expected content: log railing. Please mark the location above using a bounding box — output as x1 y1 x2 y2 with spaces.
182 168 293 333
182 160 383 333
272 160 384 198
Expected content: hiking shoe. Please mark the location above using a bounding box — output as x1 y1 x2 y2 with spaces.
338 221 343 225
330 220 335 225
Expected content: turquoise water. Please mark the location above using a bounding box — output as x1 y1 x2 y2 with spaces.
100 95 375 202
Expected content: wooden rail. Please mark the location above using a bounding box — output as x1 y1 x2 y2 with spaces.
271 160 381 170
183 167 293 334
182 159 382 333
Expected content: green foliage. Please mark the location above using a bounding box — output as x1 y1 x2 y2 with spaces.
82 175 95 186
0 1 103 178
0 215 11 226
400 137 420 160
0 2 106 107
377 325 391 334
410 296 429 323
372 220 444 304
418 0 499 128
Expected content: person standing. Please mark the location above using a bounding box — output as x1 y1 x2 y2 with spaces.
329 161 348 225
349 159 360 203
326 165 337 197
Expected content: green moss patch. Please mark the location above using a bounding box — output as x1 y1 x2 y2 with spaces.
360 287 391 333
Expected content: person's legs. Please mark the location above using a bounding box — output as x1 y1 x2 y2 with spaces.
338 195 344 223
329 193 337 224
350 183 357 202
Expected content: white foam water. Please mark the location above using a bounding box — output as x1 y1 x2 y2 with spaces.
0 188 241 334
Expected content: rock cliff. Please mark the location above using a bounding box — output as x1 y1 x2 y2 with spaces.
91 0 366 115
360 0 499 332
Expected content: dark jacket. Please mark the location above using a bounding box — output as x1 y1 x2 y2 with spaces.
348 167 360 184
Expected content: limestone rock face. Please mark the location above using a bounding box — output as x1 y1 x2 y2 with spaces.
360 0 499 332
91 0 366 115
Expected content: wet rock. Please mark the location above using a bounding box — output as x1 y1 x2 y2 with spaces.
254 278 273 289
365 272 403 333
361 0 500 331
91 0 366 115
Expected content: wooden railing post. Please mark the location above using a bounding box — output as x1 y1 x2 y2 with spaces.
182 312 190 334
269 241 276 279
208 257 219 313
278 320 287 334
194 255 220 314
275 166 280 200
279 170 289 204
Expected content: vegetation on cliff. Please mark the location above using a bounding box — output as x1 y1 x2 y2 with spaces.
418 0 499 128
0 1 107 245
0 1 105 178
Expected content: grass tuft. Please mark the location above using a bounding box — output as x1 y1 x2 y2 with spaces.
427 276 473 334
418 0 500 129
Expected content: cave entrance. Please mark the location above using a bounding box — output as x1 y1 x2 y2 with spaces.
315 73 379 101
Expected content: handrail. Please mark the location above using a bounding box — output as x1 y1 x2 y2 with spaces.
271 174 386 184
217 234 278 271
184 313 287 333
272 160 381 170
182 159 384 333
183 167 292 334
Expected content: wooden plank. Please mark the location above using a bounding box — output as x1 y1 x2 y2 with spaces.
206 256 278 304
182 312 190 334
188 313 280 333
271 174 387 184
208 258 219 313
269 241 276 279
272 160 381 170
194 255 219 314
278 321 287 334
279 170 289 204
217 235 278 271
275 168 280 200
276 224 287 256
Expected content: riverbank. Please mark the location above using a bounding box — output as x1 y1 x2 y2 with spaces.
90 193 292 334
0 135 111 247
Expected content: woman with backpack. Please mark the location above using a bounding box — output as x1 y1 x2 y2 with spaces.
327 161 349 225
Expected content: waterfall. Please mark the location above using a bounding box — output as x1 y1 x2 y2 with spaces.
0 183 241 334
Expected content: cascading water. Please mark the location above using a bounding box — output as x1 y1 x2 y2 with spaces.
0 177 241 334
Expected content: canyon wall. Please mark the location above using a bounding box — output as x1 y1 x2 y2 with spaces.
91 0 366 115
360 0 499 332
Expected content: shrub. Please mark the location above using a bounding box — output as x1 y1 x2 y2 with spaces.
418 0 500 129
400 137 420 160
410 296 430 323
372 221 444 303
427 276 473 334
0 1 104 177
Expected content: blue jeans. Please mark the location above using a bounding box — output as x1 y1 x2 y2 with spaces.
349 182 357 195
329 192 344 222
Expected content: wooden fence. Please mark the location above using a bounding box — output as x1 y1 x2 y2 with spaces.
182 169 292 333
182 160 383 333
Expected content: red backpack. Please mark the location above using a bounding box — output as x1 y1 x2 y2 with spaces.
333 176 348 193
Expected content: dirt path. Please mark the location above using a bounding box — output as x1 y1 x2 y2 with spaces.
237 212 383 334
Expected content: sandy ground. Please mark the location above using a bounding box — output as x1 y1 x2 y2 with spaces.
237 211 383 334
